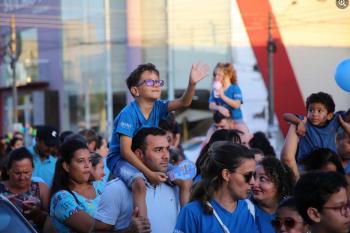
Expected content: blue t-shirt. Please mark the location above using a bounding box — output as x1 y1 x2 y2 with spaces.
107 100 169 171
27 145 57 188
209 84 243 120
50 181 104 233
254 204 275 233
174 199 258 233
297 112 344 162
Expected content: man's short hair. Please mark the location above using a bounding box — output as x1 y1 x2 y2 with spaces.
131 127 167 152
126 63 160 92
78 129 98 144
306 92 335 113
213 111 230 124
295 171 347 225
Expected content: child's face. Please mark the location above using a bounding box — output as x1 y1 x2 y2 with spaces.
306 102 333 126
133 71 162 100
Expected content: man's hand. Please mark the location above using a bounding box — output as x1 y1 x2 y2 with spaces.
296 117 307 137
146 171 167 185
339 115 350 135
129 207 151 233
189 62 209 86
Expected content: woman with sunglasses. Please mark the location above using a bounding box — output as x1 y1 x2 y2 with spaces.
272 197 310 233
174 141 258 233
252 157 295 233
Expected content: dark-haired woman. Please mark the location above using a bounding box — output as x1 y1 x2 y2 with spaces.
0 147 50 231
272 197 309 233
50 140 104 233
174 141 258 233
252 157 295 233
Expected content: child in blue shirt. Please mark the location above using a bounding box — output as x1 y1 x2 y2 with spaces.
283 92 350 166
107 62 208 217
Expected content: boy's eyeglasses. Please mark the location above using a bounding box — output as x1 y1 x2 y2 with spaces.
271 217 304 230
137 79 165 87
236 171 255 183
323 201 350 216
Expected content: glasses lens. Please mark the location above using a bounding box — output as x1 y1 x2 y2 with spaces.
158 80 165 87
144 80 155 87
271 219 281 228
243 172 255 183
284 218 296 228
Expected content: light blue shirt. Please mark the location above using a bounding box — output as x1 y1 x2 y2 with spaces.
107 99 169 171
28 145 57 187
50 181 104 233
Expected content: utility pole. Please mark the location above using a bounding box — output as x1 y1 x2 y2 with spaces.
104 0 113 139
267 12 276 130
165 0 174 100
10 15 18 125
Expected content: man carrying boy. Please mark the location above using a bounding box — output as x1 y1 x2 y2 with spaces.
283 92 350 163
107 63 208 217
95 127 180 233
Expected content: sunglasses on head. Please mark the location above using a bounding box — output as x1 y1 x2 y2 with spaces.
137 79 165 87
271 217 304 229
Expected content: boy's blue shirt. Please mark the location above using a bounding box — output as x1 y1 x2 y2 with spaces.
107 99 169 171
297 111 345 162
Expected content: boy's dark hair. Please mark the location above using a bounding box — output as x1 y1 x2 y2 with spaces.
301 148 345 174
295 171 347 225
306 92 335 113
78 129 98 144
131 127 167 152
126 63 160 92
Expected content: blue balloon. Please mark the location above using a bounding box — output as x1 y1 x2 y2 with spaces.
335 59 350 92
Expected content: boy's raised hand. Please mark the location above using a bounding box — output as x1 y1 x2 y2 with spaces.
189 62 209 85
296 117 307 137
339 115 350 135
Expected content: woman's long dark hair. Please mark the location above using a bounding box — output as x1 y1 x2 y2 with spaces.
195 129 241 177
50 139 88 200
191 141 254 214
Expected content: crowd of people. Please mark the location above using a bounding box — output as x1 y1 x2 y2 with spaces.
0 61 349 233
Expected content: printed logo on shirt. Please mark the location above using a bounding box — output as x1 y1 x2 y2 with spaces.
120 122 132 130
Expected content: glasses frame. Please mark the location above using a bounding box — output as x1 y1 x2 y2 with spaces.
271 217 304 230
136 79 165 87
323 201 350 216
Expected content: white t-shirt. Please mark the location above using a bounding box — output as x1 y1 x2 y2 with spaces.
95 178 180 233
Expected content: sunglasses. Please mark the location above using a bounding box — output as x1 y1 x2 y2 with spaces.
271 217 304 230
137 79 165 87
236 171 255 183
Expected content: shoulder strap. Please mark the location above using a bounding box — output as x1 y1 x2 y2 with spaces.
206 201 230 233
67 189 81 205
245 199 256 220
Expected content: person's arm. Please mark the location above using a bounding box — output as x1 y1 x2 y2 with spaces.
38 182 49 211
283 113 307 136
168 63 209 112
208 102 230 117
218 87 241 109
281 124 300 180
120 136 167 185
